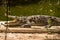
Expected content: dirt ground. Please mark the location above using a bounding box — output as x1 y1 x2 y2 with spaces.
0 33 60 40
0 21 60 40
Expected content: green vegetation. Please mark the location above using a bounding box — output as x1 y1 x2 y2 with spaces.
0 6 6 21
9 0 60 17
0 0 60 21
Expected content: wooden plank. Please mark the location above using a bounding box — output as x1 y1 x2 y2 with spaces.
0 27 60 33
0 33 60 40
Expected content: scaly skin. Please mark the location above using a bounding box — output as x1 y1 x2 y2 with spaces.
4 13 60 28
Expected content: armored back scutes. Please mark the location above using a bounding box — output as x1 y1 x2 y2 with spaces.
4 14 60 28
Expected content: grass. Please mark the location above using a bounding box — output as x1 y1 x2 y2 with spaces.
10 2 60 17
0 1 60 21
0 6 7 21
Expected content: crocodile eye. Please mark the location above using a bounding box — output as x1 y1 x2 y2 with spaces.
49 16 52 18
54 18 56 19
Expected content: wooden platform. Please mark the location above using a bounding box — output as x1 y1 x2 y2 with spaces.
0 26 60 33
0 33 60 40
0 26 60 40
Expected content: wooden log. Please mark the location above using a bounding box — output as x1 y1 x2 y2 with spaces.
0 33 60 40
0 27 60 33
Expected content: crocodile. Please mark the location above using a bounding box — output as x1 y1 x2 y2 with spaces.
4 13 60 28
